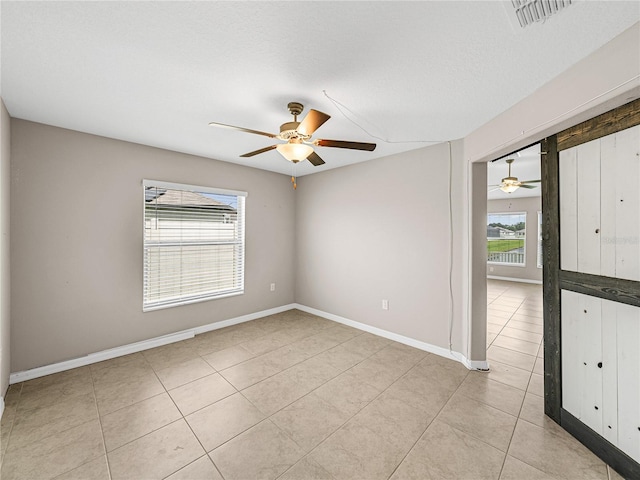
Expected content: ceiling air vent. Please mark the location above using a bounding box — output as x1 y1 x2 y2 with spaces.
507 0 574 28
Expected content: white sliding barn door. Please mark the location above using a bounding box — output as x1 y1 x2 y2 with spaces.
559 123 640 464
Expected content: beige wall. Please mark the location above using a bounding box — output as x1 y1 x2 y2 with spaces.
487 196 543 283
1 100 10 396
10 120 296 372
295 141 468 355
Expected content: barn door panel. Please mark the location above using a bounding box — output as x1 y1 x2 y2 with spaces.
542 98 640 479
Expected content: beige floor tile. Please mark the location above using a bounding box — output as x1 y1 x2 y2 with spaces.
533 356 544 375
487 308 514 319
8 391 98 451
108 419 204 480
4 384 22 408
169 372 236 416
21 367 92 390
211 420 304 480
91 360 156 390
101 392 182 452
492 335 541 356
219 357 281 390
519 392 561 431
487 323 504 335
142 339 200 371
347 356 408 391
508 419 608 479
241 330 297 356
312 345 367 372
340 332 390 357
201 344 255 371
372 342 428 368
53 455 110 480
90 352 148 375
94 373 165 416
384 365 465 418
488 316 510 327
488 345 537 371
349 391 433 452
437 393 517 452
499 454 557 479
512 312 543 324
165 455 223 480
282 355 342 390
489 304 518 315
500 326 543 344
241 372 310 416
0 419 104 480
528 373 544 397
507 320 543 334
260 344 310 372
271 392 350 452
457 373 525 416
389 420 505 480
313 371 381 417
186 392 265 452
484 360 532 391
311 421 405 480
18 373 94 412
155 357 216 390
278 456 334 480
319 324 363 343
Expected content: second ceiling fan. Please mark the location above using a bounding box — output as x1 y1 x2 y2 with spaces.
209 102 376 167
489 158 541 194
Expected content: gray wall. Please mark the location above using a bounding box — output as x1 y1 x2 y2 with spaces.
487 196 543 283
10 120 296 372
295 141 468 354
1 100 10 397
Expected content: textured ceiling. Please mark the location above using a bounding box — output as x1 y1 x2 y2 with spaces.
2 1 639 176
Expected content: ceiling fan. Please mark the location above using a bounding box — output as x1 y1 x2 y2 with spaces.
208 102 376 168
489 158 541 194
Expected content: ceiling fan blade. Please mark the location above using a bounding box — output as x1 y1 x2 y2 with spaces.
520 179 541 184
518 184 538 189
314 139 377 151
240 145 278 157
208 121 277 139
297 110 331 136
306 151 325 166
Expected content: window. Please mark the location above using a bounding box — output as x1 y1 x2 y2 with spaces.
537 211 543 269
143 180 247 311
487 212 526 266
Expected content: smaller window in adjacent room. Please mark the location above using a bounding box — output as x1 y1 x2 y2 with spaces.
143 180 247 311
487 212 526 266
537 211 543 269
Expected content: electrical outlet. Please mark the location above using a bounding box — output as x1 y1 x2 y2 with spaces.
382 299 389 310
270 283 276 292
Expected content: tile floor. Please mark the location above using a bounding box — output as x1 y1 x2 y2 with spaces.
0 281 624 479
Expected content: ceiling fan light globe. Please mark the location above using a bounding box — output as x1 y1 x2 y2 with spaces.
500 184 520 193
276 143 314 163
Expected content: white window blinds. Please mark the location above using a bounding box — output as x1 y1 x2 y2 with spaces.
143 180 247 311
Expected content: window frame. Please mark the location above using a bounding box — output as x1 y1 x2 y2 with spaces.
487 211 527 267
142 179 247 312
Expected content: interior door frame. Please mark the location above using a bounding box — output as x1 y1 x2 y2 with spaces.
541 98 640 478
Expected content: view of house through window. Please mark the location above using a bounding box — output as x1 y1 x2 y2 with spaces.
487 212 526 266
143 180 246 311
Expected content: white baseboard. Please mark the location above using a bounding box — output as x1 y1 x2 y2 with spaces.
0 397 4 420
9 303 296 384
294 304 489 371
487 275 543 285
10 301 490 384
